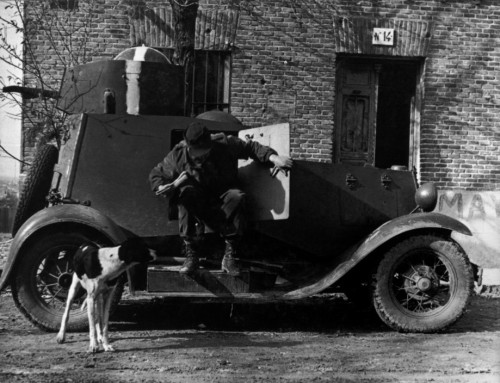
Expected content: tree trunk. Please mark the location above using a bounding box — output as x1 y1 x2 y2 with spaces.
169 0 199 116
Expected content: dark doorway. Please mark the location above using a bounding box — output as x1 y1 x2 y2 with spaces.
375 61 418 169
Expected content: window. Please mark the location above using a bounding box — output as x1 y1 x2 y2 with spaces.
161 49 231 116
191 50 231 116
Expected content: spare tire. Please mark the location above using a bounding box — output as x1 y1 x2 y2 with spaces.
12 144 58 236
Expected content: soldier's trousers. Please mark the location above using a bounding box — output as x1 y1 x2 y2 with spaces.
177 184 247 241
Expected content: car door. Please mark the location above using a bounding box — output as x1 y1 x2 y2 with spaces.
238 123 290 221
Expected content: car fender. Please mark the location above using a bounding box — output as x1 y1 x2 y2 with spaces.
0 204 127 291
283 212 472 299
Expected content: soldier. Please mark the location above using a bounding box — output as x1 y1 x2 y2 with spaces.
149 121 292 275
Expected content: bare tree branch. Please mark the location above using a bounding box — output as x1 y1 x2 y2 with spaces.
0 0 99 150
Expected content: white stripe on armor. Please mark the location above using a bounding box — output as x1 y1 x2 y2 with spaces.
133 45 148 62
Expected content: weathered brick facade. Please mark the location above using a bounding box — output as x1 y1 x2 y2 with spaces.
227 0 500 189
23 0 500 190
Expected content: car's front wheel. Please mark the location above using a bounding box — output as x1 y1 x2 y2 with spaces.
373 234 473 333
11 230 124 332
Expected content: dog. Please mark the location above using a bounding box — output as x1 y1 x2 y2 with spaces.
56 237 156 353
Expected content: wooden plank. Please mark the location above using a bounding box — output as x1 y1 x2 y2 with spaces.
139 7 146 45
196 9 203 49
129 8 240 50
159 7 166 47
334 17 434 57
129 19 137 46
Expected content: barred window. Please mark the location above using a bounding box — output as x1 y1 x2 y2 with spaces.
128 8 238 115
191 50 231 116
162 49 231 116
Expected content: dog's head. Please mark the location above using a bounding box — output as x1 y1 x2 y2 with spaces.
118 238 156 264
74 244 101 279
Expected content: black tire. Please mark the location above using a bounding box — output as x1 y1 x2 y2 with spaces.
12 144 59 236
11 231 124 332
373 234 473 333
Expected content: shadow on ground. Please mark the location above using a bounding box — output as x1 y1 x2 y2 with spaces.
113 295 386 333
111 295 500 334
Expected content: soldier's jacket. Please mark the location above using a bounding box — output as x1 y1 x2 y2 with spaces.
149 133 277 198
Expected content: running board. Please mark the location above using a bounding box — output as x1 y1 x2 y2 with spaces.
147 266 277 295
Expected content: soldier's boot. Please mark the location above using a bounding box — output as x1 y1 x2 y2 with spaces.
179 240 199 274
221 239 241 276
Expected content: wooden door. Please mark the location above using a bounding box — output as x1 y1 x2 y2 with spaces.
336 59 421 169
335 61 378 166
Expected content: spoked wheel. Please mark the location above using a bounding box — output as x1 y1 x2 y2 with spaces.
11 231 124 332
373 234 474 333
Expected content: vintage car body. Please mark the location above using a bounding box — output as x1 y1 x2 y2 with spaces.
0 48 475 334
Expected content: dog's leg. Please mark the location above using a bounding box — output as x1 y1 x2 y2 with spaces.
95 293 104 346
86 295 99 353
56 274 79 344
100 286 116 352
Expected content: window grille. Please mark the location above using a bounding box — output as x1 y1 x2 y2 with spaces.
162 49 231 116
192 50 231 116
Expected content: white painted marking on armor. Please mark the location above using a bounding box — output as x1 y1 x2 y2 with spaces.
133 46 148 62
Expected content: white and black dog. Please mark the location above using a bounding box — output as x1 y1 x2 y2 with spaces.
56 238 156 353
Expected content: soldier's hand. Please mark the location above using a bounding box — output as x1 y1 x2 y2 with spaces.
269 154 293 170
156 172 190 197
156 183 175 197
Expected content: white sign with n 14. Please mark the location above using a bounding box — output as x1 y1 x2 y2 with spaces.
372 28 394 46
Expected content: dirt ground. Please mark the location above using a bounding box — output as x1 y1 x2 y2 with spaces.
0 290 499 383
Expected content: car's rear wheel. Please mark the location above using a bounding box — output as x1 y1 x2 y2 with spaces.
12 144 59 236
11 230 124 332
373 234 473 333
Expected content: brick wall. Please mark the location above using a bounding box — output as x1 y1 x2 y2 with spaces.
227 1 337 162
22 0 131 165
224 0 500 188
420 3 500 190
23 0 500 190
